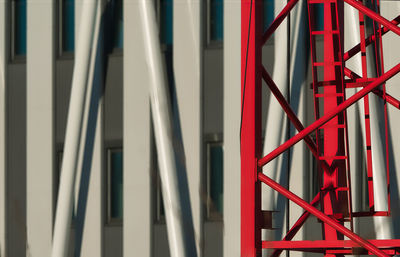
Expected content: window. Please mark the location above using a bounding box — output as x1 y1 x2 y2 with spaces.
208 0 223 43
59 0 75 54
155 169 166 223
12 0 27 57
206 141 223 220
263 0 274 32
154 0 173 46
111 0 123 49
159 0 173 45
107 148 123 222
55 150 76 222
309 4 324 32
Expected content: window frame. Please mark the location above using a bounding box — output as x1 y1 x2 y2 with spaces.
205 133 223 221
106 147 123 225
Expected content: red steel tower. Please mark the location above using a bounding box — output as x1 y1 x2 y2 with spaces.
240 0 400 256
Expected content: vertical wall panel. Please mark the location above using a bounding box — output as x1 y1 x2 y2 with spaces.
0 1 7 256
173 0 203 254
223 0 241 256
123 1 152 256
26 0 55 256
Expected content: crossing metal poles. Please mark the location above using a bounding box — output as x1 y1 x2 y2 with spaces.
51 0 99 256
139 0 197 257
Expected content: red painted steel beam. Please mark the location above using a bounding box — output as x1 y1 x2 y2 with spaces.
373 89 400 110
263 239 400 252
343 0 400 37
241 0 262 256
270 194 321 257
343 14 400 61
344 67 400 110
261 66 331 172
261 0 299 44
258 173 390 257
258 61 400 167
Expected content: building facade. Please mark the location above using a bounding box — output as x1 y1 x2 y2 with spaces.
0 0 400 257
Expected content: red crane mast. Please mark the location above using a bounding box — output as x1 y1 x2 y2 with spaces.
240 0 400 255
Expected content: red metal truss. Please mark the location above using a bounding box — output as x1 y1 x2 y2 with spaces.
240 0 400 255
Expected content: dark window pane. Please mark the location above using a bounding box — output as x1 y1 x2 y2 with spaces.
62 0 75 52
55 151 76 221
15 0 27 55
210 144 223 214
263 0 274 32
160 0 173 45
210 0 223 42
112 0 123 48
315 4 324 31
110 150 123 219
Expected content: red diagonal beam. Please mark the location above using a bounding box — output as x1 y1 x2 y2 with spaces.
343 0 400 37
373 89 400 110
258 173 390 257
344 67 400 110
258 62 400 167
344 14 400 61
263 239 400 252
261 66 331 172
270 193 321 257
261 0 299 44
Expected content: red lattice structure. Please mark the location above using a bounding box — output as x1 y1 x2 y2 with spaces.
240 0 400 256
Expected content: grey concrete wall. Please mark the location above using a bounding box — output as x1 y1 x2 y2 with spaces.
7 63 26 257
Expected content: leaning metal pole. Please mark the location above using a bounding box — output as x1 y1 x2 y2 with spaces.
139 1 197 257
51 0 98 256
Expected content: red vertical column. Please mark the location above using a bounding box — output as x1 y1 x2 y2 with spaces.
241 0 262 256
321 2 347 256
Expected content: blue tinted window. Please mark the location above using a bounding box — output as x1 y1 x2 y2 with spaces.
210 0 223 42
209 144 223 215
160 0 173 45
110 150 123 219
62 0 75 52
263 0 274 31
14 0 27 56
112 0 123 48
314 4 324 31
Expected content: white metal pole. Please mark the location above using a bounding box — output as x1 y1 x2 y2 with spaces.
345 6 393 239
139 1 196 256
51 0 98 256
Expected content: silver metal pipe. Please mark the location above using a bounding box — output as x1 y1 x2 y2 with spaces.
51 0 99 256
139 1 196 256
